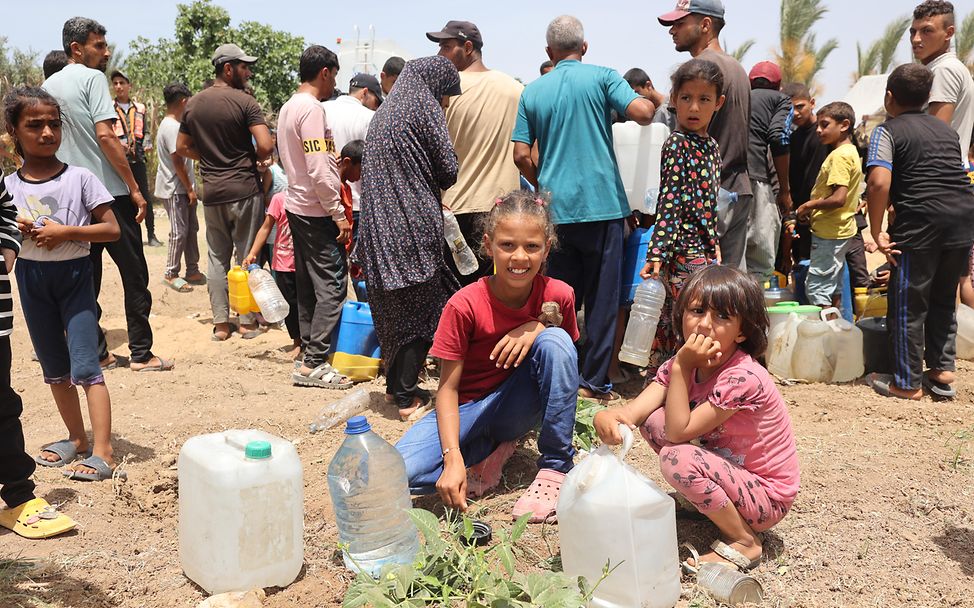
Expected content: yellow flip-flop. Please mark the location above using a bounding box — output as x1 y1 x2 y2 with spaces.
0 498 76 539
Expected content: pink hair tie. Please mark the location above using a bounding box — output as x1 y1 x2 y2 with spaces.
535 197 544 206
495 197 504 205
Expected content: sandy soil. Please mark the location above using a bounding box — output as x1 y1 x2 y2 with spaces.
2 210 973 608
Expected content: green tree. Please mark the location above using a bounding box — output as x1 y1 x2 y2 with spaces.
123 0 302 112
775 0 839 86
0 38 43 92
957 11 974 70
726 38 757 64
855 16 910 80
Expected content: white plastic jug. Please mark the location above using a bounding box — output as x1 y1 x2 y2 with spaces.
612 122 670 214
179 430 304 594
767 312 802 379
827 314 864 383
558 425 681 608
791 308 838 383
956 303 974 361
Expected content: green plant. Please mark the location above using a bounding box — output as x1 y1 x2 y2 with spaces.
342 509 612 608
945 425 974 471
573 398 606 452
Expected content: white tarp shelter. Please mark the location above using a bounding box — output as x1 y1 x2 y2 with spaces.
843 74 889 122
335 26 413 94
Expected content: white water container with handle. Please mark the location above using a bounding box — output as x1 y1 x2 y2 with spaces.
178 430 304 594
791 308 839 383
612 122 670 214
619 278 667 367
246 264 290 323
827 311 864 383
767 312 802 379
559 424 681 608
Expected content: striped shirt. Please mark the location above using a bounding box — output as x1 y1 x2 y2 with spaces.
0 180 22 337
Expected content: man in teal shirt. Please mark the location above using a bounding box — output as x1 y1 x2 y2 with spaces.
513 15 655 401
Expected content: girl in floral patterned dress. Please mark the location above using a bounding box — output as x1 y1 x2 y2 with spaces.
643 59 725 375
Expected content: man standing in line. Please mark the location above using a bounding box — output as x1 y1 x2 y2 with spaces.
380 56 405 96
278 45 353 389
177 44 275 342
322 73 381 233
659 0 756 271
429 20 523 284
43 17 170 372
745 61 793 284
111 69 162 247
513 15 655 402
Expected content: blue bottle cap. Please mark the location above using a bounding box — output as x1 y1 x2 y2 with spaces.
345 415 371 435
247 263 260 272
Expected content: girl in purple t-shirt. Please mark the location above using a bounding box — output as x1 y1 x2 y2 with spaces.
595 265 799 571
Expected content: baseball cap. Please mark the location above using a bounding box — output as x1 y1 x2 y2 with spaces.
426 21 483 49
110 69 129 82
658 0 725 26
349 73 384 105
749 61 782 86
211 43 258 65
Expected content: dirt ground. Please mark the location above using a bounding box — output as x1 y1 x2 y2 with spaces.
2 210 973 608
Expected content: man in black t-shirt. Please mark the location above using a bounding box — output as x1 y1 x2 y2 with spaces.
865 63 974 401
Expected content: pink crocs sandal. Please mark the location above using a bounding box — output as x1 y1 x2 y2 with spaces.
512 468 566 523
467 441 517 498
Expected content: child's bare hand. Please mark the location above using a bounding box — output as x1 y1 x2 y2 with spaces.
16 217 34 238
872 231 900 267
242 253 256 267
490 321 542 369
593 409 636 445
640 261 662 280
795 202 813 222
676 333 722 369
32 220 68 250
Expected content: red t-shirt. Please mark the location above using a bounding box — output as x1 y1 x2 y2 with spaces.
430 275 579 404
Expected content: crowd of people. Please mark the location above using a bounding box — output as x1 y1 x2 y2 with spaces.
0 0 973 580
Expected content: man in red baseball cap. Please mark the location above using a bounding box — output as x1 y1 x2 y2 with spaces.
746 60 794 284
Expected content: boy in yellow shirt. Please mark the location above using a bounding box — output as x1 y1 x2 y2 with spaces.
796 102 862 307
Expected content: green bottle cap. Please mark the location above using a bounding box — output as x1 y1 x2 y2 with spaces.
245 440 272 459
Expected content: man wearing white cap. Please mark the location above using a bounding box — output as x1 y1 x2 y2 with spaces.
177 43 275 342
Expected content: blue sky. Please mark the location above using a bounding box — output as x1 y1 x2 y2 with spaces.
4 1 948 101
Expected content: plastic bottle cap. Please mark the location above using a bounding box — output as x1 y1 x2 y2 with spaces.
245 440 272 459
247 264 260 272
345 415 371 435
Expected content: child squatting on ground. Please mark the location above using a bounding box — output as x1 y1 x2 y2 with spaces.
594 265 800 571
645 58 724 376
4 86 125 482
795 101 863 309
865 63 974 401
395 191 579 523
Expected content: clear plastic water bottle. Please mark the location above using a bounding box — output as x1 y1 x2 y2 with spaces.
309 388 369 433
442 210 479 275
643 187 659 215
246 264 290 324
716 188 738 215
327 416 419 576
618 278 667 367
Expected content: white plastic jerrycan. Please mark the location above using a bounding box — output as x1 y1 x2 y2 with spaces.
558 425 681 608
179 430 304 594
767 312 802 379
826 310 864 383
791 308 839 383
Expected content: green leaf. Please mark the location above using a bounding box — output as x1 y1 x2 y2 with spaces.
497 543 516 577
408 508 445 548
510 513 531 543
462 515 475 543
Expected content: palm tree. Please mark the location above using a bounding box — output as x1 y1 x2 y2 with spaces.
957 11 974 70
855 16 910 80
775 0 839 86
726 38 757 64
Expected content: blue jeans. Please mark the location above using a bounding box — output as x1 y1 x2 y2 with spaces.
395 328 579 494
16 257 104 386
805 234 852 307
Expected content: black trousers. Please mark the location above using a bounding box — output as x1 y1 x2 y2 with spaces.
887 246 970 390
286 212 347 369
91 195 155 364
445 211 493 287
845 232 870 290
0 336 35 508
131 159 156 241
387 338 432 408
547 218 624 393
274 270 301 341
